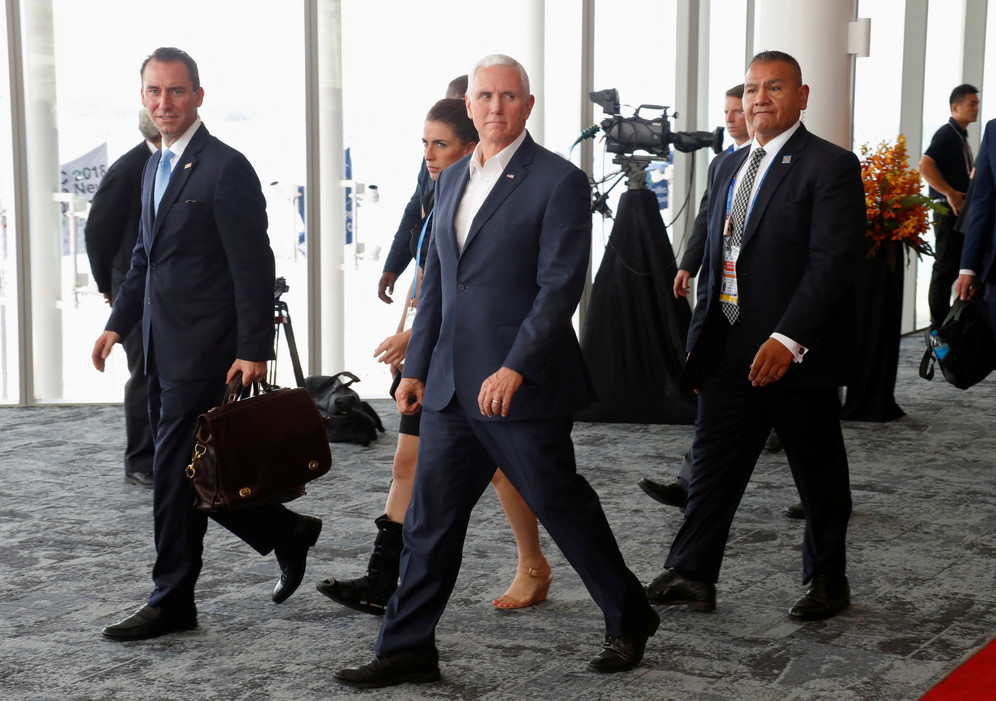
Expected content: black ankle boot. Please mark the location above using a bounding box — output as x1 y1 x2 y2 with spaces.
317 514 403 615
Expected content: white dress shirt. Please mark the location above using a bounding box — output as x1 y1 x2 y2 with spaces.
453 129 528 254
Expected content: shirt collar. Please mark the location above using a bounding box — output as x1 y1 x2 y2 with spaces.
468 128 528 178
749 119 802 159
163 117 202 162
948 116 968 137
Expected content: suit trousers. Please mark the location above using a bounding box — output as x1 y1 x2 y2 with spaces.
375 396 648 658
928 210 964 327
145 354 297 613
666 320 851 584
112 274 154 476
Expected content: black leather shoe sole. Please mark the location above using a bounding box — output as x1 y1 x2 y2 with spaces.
316 579 388 615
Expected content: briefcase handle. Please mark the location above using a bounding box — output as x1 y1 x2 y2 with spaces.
223 376 277 405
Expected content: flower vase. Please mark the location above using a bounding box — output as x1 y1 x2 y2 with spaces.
841 244 906 422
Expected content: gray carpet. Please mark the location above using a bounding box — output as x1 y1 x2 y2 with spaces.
0 334 993 700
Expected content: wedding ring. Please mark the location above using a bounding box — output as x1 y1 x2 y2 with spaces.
492 400 500 404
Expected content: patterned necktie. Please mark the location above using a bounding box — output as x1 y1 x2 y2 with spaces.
721 147 766 324
154 148 174 215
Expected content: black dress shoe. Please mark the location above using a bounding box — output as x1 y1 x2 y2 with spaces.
587 608 660 673
124 471 154 488
272 514 322 603
784 503 805 519
638 478 688 508
645 568 715 611
788 575 850 620
764 430 783 452
333 652 441 689
101 604 197 641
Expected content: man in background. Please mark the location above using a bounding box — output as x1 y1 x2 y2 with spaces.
85 109 161 488
921 84 979 329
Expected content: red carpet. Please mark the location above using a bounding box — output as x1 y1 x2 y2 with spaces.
921 637 996 700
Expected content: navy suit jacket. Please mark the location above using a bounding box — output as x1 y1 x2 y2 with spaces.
106 124 275 381
962 118 996 282
684 124 865 390
402 132 593 420
85 141 154 295
680 147 732 274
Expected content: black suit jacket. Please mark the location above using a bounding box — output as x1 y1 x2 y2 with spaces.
85 141 154 295
684 124 865 390
679 148 731 273
106 124 275 381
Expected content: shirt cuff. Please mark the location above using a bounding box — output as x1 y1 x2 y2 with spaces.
959 269 977 276
770 333 807 363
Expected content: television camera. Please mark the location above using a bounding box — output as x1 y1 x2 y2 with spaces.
583 88 724 216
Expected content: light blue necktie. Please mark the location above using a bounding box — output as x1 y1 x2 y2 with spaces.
153 148 174 215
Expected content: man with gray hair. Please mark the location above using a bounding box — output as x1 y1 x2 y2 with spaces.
335 54 657 689
85 109 162 488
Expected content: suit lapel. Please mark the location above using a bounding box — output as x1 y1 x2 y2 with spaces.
151 126 207 241
460 134 534 256
437 162 471 262
742 125 809 246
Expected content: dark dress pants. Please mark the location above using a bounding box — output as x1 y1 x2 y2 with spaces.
666 321 851 585
375 397 649 658
111 274 154 476
145 358 297 613
929 211 964 327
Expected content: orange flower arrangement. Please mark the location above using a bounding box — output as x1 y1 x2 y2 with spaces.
859 134 944 269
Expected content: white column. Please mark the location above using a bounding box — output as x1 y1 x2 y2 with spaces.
753 0 855 149
524 0 545 145
305 0 345 374
673 0 701 251
962 0 988 148
900 0 928 334
19 0 63 401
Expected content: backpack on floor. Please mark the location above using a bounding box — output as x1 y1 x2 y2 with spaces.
305 372 385 445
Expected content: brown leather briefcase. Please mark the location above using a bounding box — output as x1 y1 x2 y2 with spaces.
186 378 332 511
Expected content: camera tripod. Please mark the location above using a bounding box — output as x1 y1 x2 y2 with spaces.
273 277 306 388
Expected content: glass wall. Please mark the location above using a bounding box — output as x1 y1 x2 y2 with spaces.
339 0 561 393
12 0 306 403
0 3 20 403
588 0 677 278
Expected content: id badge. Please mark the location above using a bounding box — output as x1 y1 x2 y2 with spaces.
403 305 417 332
719 243 739 304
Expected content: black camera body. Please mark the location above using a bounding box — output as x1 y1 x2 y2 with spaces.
590 88 723 158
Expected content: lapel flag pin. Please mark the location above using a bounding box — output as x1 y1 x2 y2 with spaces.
782 155 792 164
184 162 192 169
506 174 515 178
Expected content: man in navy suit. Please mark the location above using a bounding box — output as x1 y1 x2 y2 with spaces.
335 54 656 689
956 117 996 337
85 109 161 488
91 47 321 641
645 51 864 621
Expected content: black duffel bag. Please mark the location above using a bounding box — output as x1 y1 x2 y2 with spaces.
305 372 385 445
920 296 996 389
